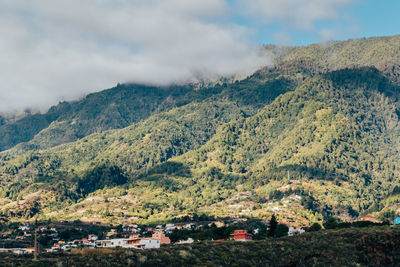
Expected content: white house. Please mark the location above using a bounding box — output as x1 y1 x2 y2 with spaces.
18 225 30 232
139 238 160 249
88 234 98 241
13 249 27 255
175 238 194 244
95 238 126 248
0 248 27 255
95 238 160 249
288 227 306 236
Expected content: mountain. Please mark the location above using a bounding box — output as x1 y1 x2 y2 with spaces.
0 84 191 152
0 34 400 225
271 34 400 75
0 69 297 153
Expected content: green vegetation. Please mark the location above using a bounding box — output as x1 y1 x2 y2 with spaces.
0 35 400 225
270 34 400 78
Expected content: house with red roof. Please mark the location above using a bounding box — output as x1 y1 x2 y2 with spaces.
232 230 253 241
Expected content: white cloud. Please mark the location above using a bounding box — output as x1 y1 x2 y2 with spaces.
234 0 357 44
236 0 356 29
0 0 358 113
0 0 268 113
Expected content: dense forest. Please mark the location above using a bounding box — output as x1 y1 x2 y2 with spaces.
0 35 400 225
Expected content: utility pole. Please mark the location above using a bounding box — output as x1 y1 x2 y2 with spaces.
34 229 38 260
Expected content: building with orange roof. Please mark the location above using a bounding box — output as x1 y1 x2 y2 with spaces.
232 230 252 241
152 232 171 244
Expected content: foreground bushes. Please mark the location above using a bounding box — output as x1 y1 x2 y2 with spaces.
2 227 400 266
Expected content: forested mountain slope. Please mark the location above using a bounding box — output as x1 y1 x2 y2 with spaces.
271 34 400 76
174 67 400 219
0 66 298 153
0 84 193 152
0 35 400 224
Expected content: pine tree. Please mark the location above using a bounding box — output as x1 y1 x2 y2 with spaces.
268 214 278 237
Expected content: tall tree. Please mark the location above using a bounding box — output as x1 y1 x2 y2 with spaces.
268 214 278 237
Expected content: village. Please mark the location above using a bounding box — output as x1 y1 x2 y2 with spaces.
0 213 398 256
0 216 308 255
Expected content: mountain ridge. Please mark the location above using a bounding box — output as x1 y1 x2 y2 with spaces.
1 34 400 225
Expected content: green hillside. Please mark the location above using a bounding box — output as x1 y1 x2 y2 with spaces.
271 34 400 75
0 65 299 154
1 35 400 225
0 84 192 152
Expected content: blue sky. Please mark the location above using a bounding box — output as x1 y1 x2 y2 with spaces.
229 0 400 45
0 0 399 112
349 0 400 41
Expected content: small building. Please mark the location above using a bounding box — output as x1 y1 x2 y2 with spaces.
0 248 27 254
95 238 160 249
175 238 194 244
152 232 171 244
51 243 61 250
394 217 400 225
106 229 118 239
25 247 35 254
288 227 305 237
139 238 160 249
13 249 27 255
88 234 98 241
73 238 92 246
232 230 253 241
18 225 30 232
95 238 126 248
61 245 71 251
130 233 140 239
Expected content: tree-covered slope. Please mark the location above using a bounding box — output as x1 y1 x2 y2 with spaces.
2 34 400 153
173 67 400 219
0 102 72 152
0 66 299 153
0 75 298 221
271 34 400 74
1 35 400 224
0 84 195 152
1 66 400 225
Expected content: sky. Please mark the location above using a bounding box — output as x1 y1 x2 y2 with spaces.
0 0 399 113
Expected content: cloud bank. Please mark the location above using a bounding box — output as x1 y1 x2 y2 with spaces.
0 0 356 112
